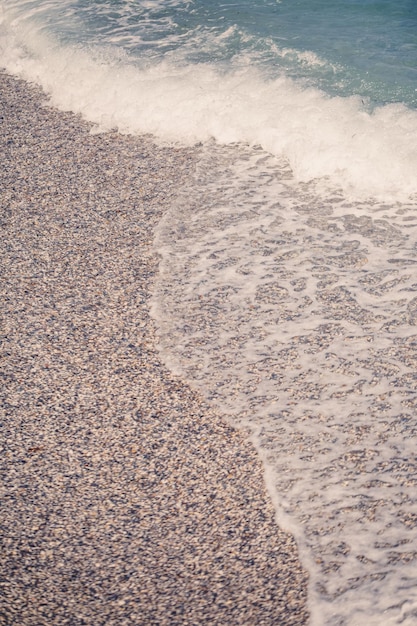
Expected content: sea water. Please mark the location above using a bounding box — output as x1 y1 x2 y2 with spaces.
2 1 417 624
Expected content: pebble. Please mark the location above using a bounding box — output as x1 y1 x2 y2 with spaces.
0 71 309 625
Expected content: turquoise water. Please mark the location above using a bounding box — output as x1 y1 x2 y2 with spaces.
4 0 417 105
2 2 417 624
14 0 417 107
2 0 417 197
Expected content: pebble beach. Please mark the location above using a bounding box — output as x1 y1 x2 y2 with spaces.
0 71 309 626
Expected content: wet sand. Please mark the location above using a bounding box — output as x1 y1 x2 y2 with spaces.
0 71 309 625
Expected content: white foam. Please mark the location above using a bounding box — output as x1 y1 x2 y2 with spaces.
280 46 331 68
1 3 417 201
151 143 417 625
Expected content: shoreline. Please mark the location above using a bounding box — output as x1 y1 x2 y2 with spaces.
0 71 309 625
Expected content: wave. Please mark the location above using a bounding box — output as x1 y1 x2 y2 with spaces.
1 5 417 201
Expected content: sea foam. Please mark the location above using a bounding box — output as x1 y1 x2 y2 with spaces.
1 4 417 201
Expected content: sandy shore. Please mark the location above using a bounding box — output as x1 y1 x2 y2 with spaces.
0 71 309 625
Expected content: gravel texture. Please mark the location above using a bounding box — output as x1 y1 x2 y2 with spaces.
0 71 309 626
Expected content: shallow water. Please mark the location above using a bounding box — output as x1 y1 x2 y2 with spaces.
2 1 417 623
152 143 417 625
